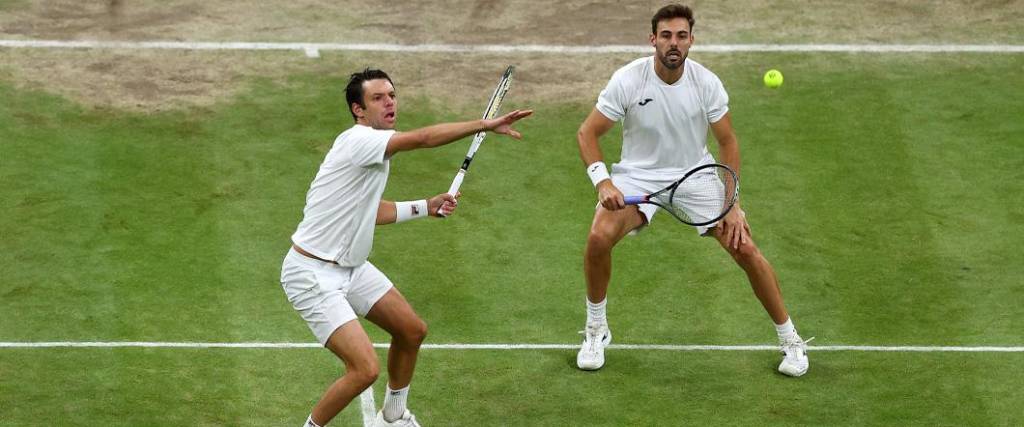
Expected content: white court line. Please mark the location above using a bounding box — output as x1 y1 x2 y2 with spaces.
1 342 1023 352
359 386 376 427
1 39 1023 54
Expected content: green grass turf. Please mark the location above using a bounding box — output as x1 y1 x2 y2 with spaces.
1 53 1023 425
1 348 1023 425
0 0 25 11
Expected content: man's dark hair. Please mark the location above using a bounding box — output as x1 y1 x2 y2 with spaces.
345 68 393 121
651 4 694 34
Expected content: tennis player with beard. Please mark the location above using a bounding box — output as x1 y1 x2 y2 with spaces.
283 68 531 427
574 4 810 377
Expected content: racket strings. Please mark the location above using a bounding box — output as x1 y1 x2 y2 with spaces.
652 192 695 223
667 166 737 225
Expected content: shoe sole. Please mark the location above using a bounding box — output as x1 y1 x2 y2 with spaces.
778 364 808 377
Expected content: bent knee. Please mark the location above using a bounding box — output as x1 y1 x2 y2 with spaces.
406 318 428 345
343 355 380 388
350 360 380 386
727 241 761 261
586 229 619 251
391 317 428 346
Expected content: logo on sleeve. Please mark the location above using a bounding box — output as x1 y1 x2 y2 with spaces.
638 98 654 106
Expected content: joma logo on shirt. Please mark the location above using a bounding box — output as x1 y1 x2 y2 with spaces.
638 98 654 106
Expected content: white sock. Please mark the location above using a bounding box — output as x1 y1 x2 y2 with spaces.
775 317 796 337
587 298 607 326
383 385 409 422
303 415 322 427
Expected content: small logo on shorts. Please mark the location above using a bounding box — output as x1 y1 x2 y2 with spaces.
639 98 654 106
411 205 420 215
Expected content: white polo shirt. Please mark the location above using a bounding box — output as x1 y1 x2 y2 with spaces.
291 124 395 267
596 56 729 179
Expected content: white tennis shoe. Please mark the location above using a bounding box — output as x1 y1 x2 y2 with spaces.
778 333 812 377
374 410 421 427
577 322 612 370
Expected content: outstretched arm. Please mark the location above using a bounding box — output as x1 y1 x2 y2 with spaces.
577 108 623 210
385 109 533 158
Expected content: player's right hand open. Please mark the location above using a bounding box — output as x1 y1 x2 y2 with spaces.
597 180 625 210
484 109 534 139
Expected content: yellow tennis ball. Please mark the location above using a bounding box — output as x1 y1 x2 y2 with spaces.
763 69 784 88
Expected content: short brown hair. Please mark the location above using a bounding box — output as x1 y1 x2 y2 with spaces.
345 68 393 121
651 4 694 34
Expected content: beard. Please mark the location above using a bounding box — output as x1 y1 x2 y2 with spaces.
657 48 687 70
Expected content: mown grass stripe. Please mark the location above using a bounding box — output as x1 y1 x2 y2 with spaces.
2 341 1022 352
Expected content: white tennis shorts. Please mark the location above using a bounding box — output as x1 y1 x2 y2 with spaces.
609 164 725 236
280 248 393 345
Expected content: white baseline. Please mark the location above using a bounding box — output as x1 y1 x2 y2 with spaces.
1 341 1023 352
359 386 376 427
0 40 1023 54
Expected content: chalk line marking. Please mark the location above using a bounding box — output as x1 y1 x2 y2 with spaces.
359 386 376 427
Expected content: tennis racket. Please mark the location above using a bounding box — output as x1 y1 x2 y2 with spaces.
623 163 739 226
438 65 515 216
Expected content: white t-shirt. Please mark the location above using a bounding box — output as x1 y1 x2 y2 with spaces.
596 56 729 179
291 124 395 267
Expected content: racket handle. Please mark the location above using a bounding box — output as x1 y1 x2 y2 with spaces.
623 196 646 205
438 171 466 217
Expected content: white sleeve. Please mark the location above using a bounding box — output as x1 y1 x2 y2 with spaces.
595 70 628 122
348 127 396 167
704 74 730 123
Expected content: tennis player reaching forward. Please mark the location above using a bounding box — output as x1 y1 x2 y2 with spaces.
575 4 810 376
283 68 531 427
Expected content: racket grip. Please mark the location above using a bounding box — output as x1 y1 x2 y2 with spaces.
623 196 646 205
438 171 466 217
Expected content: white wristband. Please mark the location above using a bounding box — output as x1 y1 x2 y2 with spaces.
395 200 428 223
586 161 610 187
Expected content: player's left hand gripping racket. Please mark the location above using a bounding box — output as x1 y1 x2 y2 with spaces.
623 163 740 226
438 65 515 216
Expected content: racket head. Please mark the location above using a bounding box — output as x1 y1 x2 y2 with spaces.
482 66 514 119
651 163 739 226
